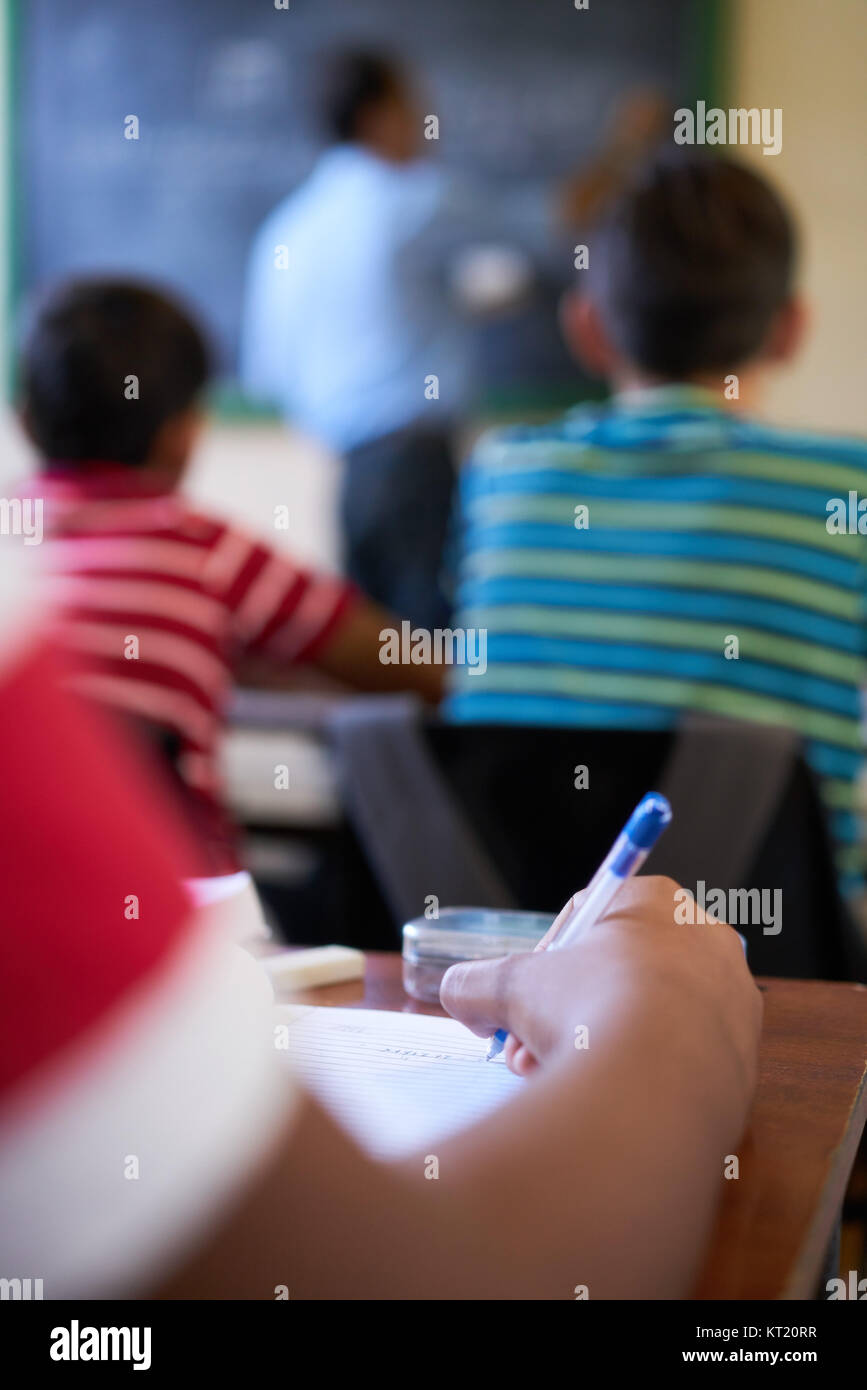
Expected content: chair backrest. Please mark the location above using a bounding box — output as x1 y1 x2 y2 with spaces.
331 707 864 981
433 723 861 979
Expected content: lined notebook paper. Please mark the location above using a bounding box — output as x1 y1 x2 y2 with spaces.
275 1006 523 1157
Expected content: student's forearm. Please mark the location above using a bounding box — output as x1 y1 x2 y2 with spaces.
427 978 747 1299
154 973 750 1300
313 598 445 704
236 600 444 703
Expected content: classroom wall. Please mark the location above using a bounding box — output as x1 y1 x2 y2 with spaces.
729 0 867 437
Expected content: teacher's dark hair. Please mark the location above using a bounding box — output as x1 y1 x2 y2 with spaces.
315 49 405 144
20 278 212 467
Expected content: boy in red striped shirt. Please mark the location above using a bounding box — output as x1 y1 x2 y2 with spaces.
18 278 442 871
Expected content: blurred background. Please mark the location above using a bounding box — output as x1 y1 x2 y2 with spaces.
0 0 864 572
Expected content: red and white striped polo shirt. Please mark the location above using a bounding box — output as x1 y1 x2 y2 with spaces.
0 538 293 1296
25 464 357 871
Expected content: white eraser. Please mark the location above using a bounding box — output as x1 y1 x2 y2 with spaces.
262 945 365 989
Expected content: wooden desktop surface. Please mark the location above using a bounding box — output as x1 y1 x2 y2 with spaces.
290 952 867 1301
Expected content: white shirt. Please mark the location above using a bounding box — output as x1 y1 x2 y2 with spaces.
241 145 553 450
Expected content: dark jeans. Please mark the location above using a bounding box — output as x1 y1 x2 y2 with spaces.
341 423 455 631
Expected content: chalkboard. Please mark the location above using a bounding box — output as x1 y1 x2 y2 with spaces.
17 0 713 402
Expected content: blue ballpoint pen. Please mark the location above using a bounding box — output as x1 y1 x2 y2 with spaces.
486 792 673 1061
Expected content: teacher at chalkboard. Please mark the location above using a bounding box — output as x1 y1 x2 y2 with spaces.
241 49 660 630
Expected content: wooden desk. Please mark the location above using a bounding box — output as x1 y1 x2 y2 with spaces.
293 953 867 1300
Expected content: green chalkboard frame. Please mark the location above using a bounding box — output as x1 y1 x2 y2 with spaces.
3 0 729 419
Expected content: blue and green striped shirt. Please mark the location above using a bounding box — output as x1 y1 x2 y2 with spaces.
446 385 867 895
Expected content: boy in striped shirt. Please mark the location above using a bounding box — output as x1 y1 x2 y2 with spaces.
447 153 867 897
18 279 441 873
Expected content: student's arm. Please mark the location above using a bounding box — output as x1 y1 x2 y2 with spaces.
235 592 444 704
220 533 444 705
558 89 668 226
308 594 444 704
407 88 668 283
154 878 761 1300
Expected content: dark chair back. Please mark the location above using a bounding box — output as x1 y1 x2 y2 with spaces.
333 718 864 981
424 724 861 980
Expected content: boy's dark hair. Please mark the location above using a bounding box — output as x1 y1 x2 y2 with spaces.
20 278 211 467
588 151 797 377
315 49 404 143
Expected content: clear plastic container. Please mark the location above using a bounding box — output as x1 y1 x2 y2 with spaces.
402 907 552 1003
